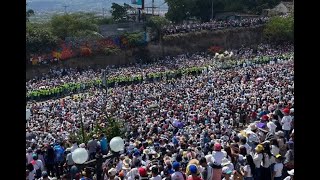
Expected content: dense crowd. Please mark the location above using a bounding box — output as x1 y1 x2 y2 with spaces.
162 17 269 36
26 43 294 180
26 44 293 99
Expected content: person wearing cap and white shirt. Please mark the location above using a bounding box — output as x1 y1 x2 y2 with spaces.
281 108 292 141
211 143 224 180
253 144 264 180
283 169 294 180
272 154 284 180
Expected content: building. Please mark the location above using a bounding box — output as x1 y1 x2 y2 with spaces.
263 1 294 16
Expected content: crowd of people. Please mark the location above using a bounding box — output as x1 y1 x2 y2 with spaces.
162 17 269 36
26 43 294 180
26 44 293 99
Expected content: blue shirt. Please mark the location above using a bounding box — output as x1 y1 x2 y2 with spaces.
100 137 108 152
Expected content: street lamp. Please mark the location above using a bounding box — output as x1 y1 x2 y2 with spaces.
72 148 89 164
78 97 85 143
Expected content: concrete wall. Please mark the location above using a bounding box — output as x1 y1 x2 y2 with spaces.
148 25 264 58
26 26 264 79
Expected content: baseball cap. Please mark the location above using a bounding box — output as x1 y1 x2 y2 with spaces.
138 167 147 177
189 164 197 174
275 154 282 159
172 162 180 169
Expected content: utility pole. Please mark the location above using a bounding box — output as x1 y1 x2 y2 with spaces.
63 5 69 14
211 0 213 20
102 7 105 17
79 97 85 143
152 0 155 16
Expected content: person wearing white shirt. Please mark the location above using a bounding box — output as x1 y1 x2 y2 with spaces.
212 143 224 180
240 137 252 155
281 109 292 140
261 144 273 180
240 155 255 180
270 139 280 157
273 155 283 180
253 144 264 180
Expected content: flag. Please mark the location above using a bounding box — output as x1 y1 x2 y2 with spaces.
137 0 142 5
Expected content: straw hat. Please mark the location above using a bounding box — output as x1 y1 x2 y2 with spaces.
188 159 199 166
122 157 132 170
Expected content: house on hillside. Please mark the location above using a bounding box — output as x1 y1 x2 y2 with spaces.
263 1 294 16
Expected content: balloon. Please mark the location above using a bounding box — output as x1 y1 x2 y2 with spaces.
109 137 125 152
72 148 88 164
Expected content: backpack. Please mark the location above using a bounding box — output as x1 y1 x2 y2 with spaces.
54 145 65 162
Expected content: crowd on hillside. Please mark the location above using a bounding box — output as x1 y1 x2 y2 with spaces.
162 17 269 36
26 44 293 97
26 43 294 180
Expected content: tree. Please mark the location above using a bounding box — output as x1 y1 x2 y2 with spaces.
26 23 58 59
110 3 132 22
263 15 293 43
165 0 194 23
50 13 99 40
164 0 281 23
69 116 124 144
123 32 145 47
147 16 169 55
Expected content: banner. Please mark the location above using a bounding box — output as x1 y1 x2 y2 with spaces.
137 0 142 5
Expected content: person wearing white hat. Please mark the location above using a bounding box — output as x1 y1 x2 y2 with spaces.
108 168 118 180
283 169 294 180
